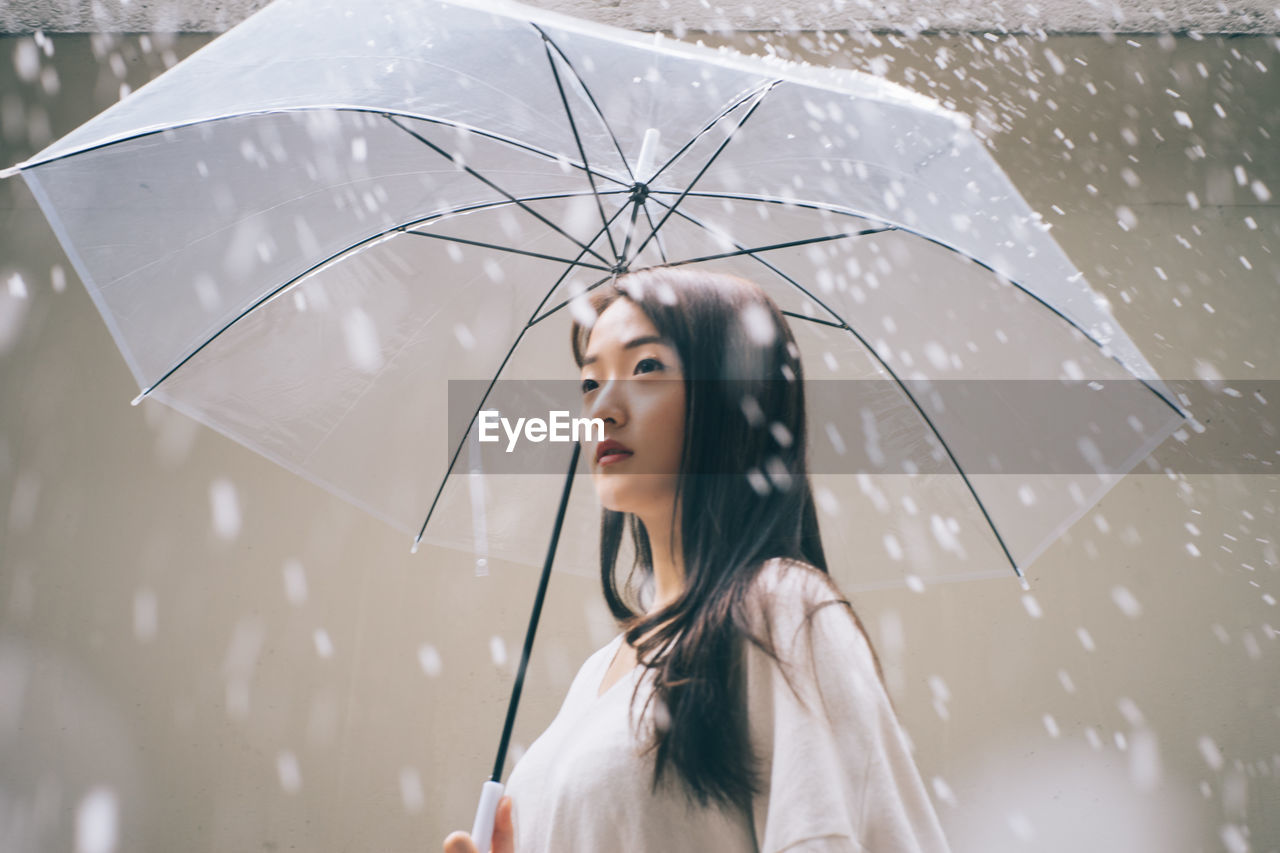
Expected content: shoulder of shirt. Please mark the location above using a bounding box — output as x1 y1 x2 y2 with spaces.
746 556 852 637
752 556 846 606
747 559 887 701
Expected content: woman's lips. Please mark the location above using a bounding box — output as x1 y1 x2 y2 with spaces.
596 439 634 465
598 450 634 466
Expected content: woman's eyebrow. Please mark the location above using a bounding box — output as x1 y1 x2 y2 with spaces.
581 335 668 366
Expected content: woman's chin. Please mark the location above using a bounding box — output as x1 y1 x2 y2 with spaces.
592 486 674 519
592 479 640 515
594 490 630 514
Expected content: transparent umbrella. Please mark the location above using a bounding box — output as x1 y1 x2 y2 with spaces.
4 0 1189 845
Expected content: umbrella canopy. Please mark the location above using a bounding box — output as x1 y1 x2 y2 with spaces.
9 0 1187 588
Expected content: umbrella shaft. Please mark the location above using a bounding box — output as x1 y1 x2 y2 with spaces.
491 440 582 781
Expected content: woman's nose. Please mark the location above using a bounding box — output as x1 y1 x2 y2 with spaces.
585 378 626 426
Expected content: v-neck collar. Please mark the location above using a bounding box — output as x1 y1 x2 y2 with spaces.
595 632 641 701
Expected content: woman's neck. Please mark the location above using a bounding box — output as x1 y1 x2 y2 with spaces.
641 507 684 614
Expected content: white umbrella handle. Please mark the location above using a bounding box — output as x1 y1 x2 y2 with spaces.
470 779 505 853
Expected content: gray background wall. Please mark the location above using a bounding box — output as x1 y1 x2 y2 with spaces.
1 8 1278 853
3 0 1280 34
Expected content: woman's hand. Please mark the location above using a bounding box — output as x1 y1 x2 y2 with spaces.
442 795 514 853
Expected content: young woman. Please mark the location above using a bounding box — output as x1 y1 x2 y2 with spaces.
444 267 952 853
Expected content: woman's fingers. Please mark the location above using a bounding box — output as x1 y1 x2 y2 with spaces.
442 830 479 853
442 798 513 853
491 796 515 853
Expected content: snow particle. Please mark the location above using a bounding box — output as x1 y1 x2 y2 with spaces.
313 628 334 659
741 302 776 346
489 635 507 667
1129 728 1162 791
75 787 118 853
342 308 384 374
1198 735 1224 771
1110 585 1143 618
1057 668 1076 694
930 776 957 807
277 751 301 793
209 478 242 540
399 767 425 813
283 559 308 606
418 644 442 677
133 587 157 641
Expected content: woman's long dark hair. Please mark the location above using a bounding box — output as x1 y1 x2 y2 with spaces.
569 266 890 817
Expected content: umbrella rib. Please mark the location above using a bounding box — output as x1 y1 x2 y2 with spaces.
538 35 621 262
130 190 627 403
16 106 633 189
641 195 1025 575
645 188 891 224
532 25 636 185
638 200 670 264
301 204 626 478
644 81 777 188
644 190 1186 420
527 195 634 320
619 197 646 267
626 81 781 266
529 211 649 325
661 227 893 267
411 278 609 552
527 272 617 328
653 192 1191 570
642 193 853 327
780 310 845 329
412 201 637 549
385 114 614 267
402 230 612 271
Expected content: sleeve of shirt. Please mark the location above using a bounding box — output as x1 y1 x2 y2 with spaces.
744 561 953 853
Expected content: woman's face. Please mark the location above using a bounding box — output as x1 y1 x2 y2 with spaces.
579 298 686 521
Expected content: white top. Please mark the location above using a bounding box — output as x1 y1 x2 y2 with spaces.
503 558 953 852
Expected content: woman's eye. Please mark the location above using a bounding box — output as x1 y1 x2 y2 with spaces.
580 377 598 394
634 357 663 375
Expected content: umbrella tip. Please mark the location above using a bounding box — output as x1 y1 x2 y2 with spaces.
0 165 20 180
410 536 421 555
130 390 148 406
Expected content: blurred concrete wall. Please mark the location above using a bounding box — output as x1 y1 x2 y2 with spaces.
1 26 1278 853
3 0 1280 33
